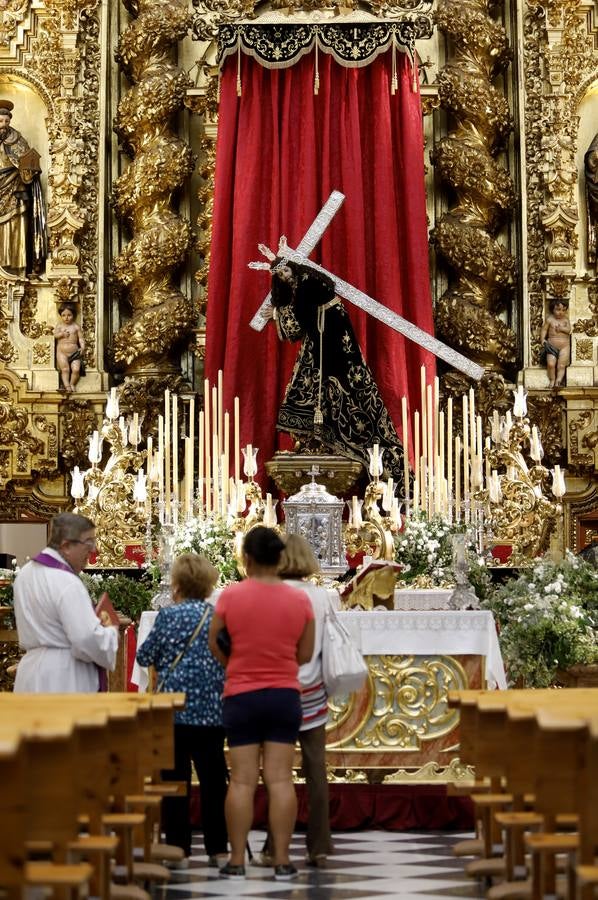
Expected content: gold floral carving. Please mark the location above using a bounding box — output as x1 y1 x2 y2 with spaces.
574 284 598 338
326 655 467 752
59 399 97 470
111 0 196 377
0 1 29 47
523 2 598 362
526 393 565 462
575 339 594 362
431 0 517 372
568 409 595 468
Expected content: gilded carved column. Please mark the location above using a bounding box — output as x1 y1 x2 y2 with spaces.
431 0 517 373
112 0 196 378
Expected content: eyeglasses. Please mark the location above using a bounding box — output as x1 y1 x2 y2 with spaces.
70 539 97 551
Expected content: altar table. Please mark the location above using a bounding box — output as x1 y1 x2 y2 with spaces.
133 607 504 784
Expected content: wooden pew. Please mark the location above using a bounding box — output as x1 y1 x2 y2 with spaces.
0 694 185 897
449 689 598 900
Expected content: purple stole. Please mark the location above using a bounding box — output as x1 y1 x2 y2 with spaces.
33 551 108 692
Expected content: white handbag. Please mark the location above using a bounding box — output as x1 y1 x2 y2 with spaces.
321 603 368 697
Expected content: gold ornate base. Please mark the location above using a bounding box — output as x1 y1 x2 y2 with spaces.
266 451 363 496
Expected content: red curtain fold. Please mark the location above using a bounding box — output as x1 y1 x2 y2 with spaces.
206 49 435 482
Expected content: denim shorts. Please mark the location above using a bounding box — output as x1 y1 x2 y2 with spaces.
223 687 302 747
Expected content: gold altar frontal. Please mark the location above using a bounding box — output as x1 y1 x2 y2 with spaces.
314 653 481 786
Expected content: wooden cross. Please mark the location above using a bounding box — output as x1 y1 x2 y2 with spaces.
249 193 484 381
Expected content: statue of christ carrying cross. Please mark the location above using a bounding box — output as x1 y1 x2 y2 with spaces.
249 193 483 491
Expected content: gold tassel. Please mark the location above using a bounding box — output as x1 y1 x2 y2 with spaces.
236 43 242 97
412 57 418 93
314 39 319 96
391 38 397 96
313 408 324 426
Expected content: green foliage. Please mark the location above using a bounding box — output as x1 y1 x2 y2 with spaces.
482 553 598 687
81 572 156 623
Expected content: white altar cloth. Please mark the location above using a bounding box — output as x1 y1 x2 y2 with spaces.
132 606 505 692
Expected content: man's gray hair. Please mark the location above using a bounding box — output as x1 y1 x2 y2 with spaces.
48 512 95 548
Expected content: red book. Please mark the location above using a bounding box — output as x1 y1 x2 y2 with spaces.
95 592 119 627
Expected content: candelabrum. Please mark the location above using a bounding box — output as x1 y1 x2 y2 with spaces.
72 409 149 568
344 472 400 562
476 389 564 564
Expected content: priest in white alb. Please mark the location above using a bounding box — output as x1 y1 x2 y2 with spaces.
13 512 118 692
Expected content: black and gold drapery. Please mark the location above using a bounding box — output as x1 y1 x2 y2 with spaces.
214 21 434 69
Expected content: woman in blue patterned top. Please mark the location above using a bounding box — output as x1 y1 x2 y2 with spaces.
136 553 228 866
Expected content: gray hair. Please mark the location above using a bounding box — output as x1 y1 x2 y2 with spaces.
48 512 95 548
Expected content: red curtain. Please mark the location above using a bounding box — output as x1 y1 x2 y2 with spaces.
206 49 435 482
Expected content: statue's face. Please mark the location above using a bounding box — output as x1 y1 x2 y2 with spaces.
277 265 294 284
0 114 10 137
60 308 74 325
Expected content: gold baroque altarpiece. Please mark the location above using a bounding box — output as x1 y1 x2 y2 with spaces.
0 0 595 539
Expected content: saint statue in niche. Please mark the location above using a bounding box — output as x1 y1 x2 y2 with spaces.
584 132 598 269
0 99 47 275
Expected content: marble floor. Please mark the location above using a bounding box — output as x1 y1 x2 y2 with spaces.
158 829 487 900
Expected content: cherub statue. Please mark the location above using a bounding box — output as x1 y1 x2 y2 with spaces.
54 302 85 392
540 299 571 388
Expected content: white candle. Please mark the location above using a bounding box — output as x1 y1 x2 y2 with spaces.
164 389 171 520
462 394 469 501
198 410 204 513
401 396 409 504
71 466 85 499
413 411 420 512
146 435 153 478
212 432 219 513
189 396 195 491
204 380 211 516
351 495 362 527
426 385 433 518
420 366 427 462
184 436 193 518
234 396 240 483
158 415 164 507
131 412 139 446
492 409 501 444
455 436 461 522
447 398 453 521
172 394 179 505
218 370 224 460
438 411 445 516
469 387 476 459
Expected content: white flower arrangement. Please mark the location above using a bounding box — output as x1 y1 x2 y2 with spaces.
394 514 461 587
172 515 240 585
482 551 598 687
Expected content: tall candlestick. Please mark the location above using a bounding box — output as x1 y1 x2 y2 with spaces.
189 396 195 497
401 396 409 505
492 409 501 444
426 384 434 518
485 436 491 489
146 435 153 478
217 370 224 461
204 380 211 516
438 410 445 516
172 394 179 505
420 366 427 463
212 432 219 513
469 387 476 459
234 396 240 484
184 436 192 519
224 411 230 491
164 389 171 520
413 411 420 513
447 398 453 521
462 394 469 501
455 436 461 523
198 410 204 514
212 386 218 462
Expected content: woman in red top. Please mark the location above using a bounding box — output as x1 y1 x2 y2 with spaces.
209 527 314 882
